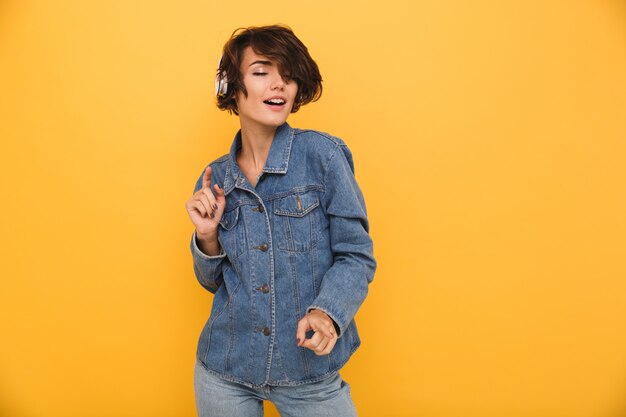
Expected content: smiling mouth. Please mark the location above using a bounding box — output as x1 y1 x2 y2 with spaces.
263 98 286 106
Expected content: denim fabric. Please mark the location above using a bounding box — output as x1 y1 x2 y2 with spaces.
194 357 357 417
190 122 377 388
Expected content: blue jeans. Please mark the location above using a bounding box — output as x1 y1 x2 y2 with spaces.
194 358 358 417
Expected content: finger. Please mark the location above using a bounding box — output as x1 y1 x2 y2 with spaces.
194 201 207 217
212 183 226 209
309 317 335 340
319 335 338 355
214 183 225 200
300 330 324 350
295 317 311 347
306 310 336 339
202 166 212 189
197 193 214 218
201 187 218 211
315 335 330 353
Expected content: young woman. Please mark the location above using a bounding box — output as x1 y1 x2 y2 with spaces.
185 25 377 417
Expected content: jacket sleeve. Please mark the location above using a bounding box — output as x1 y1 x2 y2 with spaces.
306 143 377 338
190 167 227 294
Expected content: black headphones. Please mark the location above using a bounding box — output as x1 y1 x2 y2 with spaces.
215 55 228 97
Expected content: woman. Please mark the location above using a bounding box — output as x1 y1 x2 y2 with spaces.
185 24 377 417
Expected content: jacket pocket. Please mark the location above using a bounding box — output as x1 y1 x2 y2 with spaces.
273 190 320 252
218 206 246 260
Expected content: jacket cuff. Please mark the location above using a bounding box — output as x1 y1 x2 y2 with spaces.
190 230 226 293
191 230 226 260
306 306 344 339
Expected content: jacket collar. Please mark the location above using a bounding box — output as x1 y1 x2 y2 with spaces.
223 122 294 195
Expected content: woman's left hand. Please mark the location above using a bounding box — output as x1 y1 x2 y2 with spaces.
296 309 338 356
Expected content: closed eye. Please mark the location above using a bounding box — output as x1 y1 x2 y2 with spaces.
253 72 267 76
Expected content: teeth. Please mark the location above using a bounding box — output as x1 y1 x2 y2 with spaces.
266 98 285 104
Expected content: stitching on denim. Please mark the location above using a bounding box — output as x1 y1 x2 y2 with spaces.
274 199 319 253
284 215 294 252
202 283 230 363
225 272 241 373
322 144 340 185
211 154 229 164
218 207 247 261
191 232 226 262
226 185 325 209
286 247 308 376
310 235 319 298
263 125 294 173
245 278 258 380
264 187 278 385
198 335 360 389
218 206 239 230
294 129 344 147
270 336 289 382
348 320 356 350
274 197 320 217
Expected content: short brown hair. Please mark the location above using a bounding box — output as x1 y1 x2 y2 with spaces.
216 24 323 115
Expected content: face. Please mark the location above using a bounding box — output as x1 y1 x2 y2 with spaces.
235 46 299 130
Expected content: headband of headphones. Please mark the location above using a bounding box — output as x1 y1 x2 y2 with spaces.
215 55 228 97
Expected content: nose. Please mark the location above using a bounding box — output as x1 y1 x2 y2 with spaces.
271 74 286 90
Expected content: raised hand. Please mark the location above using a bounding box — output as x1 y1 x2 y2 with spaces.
185 166 226 235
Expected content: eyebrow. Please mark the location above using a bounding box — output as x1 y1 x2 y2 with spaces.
248 60 273 67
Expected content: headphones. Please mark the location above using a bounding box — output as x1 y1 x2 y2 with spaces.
215 55 228 97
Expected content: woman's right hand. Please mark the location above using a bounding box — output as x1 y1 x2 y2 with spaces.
185 166 226 235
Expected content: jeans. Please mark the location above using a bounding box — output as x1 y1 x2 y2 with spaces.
194 358 358 417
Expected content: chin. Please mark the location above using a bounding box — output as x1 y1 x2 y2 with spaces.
263 115 289 127
242 111 291 129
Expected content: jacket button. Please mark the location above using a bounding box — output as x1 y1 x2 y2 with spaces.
254 244 268 252
262 327 271 336
254 284 270 293
258 204 264 212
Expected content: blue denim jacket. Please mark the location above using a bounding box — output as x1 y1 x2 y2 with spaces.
190 122 377 388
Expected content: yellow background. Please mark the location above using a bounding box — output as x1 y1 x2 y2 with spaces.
1 1 625 416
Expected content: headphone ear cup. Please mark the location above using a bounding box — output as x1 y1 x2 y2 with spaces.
215 72 228 97
215 55 228 97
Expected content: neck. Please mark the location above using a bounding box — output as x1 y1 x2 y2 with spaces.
237 118 279 171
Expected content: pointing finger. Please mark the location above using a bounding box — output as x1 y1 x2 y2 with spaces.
202 166 212 189
201 187 217 210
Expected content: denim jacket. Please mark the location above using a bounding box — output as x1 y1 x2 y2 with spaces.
190 122 377 388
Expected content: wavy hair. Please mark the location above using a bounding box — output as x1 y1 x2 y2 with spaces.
216 24 323 115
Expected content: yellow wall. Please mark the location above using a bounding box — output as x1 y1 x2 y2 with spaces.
1 1 625 416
